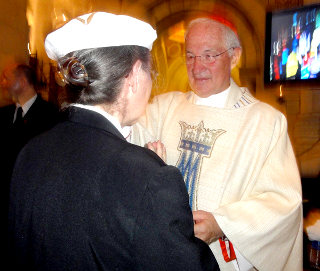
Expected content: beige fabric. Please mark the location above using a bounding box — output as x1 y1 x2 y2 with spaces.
132 80 303 271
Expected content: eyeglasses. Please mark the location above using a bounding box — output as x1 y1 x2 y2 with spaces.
185 47 234 65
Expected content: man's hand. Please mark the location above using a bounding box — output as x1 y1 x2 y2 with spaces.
193 210 224 244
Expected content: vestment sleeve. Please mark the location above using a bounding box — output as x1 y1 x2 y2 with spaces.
132 165 219 271
213 114 302 271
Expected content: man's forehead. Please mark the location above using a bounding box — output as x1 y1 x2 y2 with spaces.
186 27 223 44
185 34 225 53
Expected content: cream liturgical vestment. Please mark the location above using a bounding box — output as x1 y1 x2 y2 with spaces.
132 80 303 271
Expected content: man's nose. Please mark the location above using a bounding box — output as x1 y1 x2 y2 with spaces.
192 57 206 72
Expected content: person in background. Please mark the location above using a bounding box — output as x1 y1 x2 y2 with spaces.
8 12 219 271
0 63 59 211
132 17 303 270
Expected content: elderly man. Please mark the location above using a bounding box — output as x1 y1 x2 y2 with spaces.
132 18 302 270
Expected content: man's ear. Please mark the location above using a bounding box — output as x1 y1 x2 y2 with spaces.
17 75 27 89
231 47 242 69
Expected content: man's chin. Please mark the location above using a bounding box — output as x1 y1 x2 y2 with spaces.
193 88 215 98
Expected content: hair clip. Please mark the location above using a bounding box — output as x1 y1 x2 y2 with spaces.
57 57 89 87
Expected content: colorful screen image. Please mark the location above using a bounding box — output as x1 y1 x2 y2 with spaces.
266 4 320 82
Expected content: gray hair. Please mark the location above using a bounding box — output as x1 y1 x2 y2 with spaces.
185 18 241 56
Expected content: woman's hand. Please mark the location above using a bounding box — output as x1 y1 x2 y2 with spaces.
146 140 167 162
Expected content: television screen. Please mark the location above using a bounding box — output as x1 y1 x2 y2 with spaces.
265 4 320 83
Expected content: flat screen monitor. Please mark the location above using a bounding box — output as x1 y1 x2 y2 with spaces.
265 4 320 83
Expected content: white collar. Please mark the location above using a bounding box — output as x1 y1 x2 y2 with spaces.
194 86 231 108
72 104 131 139
16 94 37 116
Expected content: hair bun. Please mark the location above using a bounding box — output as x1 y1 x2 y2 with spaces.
58 57 89 87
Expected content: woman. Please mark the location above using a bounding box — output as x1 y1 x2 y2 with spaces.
8 12 218 271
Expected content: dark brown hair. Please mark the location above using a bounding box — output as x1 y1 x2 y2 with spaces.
58 45 150 105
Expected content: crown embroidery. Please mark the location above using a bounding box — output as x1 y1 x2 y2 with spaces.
176 121 225 210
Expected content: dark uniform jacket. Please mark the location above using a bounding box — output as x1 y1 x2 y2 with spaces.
0 95 59 212
8 106 219 271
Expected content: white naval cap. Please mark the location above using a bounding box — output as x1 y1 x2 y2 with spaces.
45 12 157 61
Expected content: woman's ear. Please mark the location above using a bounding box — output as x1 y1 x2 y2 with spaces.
124 60 142 99
130 60 142 94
